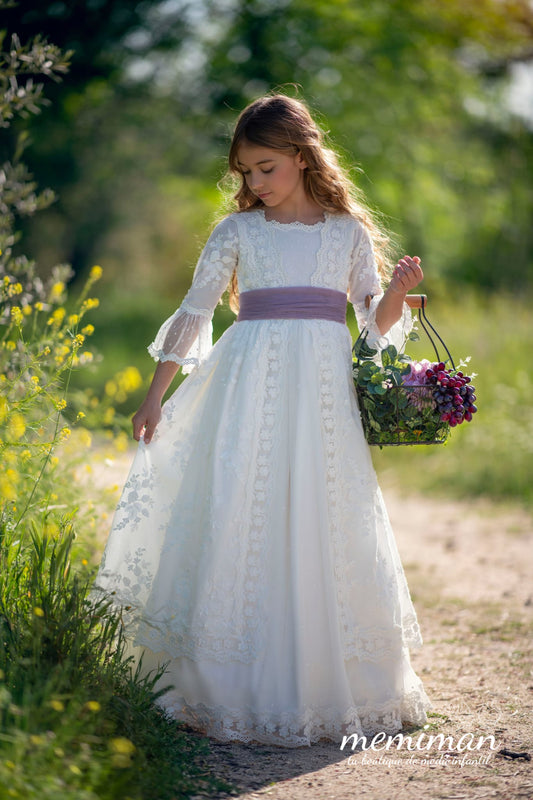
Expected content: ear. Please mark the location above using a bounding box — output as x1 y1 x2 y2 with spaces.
296 151 308 170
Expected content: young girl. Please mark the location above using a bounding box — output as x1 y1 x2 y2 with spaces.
93 94 432 747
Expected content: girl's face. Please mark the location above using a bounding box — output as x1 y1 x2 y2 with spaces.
236 143 307 209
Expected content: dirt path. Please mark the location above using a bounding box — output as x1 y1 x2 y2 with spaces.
91 451 533 800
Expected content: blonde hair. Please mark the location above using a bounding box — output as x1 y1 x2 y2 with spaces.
223 94 394 313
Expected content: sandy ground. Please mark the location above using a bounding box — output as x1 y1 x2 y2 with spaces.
92 451 533 800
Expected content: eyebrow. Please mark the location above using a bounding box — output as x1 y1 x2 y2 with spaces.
237 158 275 167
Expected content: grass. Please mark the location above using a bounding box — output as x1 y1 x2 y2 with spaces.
0 270 234 799
0 522 233 799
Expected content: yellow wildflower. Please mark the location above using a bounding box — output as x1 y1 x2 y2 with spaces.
60 427 71 441
81 324 94 335
68 314 79 326
49 282 65 301
69 765 82 776
33 607 45 618
103 407 115 425
81 297 99 312
109 737 136 755
84 700 101 712
50 493 58 501
21 450 31 461
22 304 32 316
79 351 93 364
7 282 23 297
4 450 17 466
10 307 23 326
7 413 25 440
34 301 44 311
42 346 51 355
0 476 17 501
56 399 67 411
5 341 16 351
31 375 39 385
72 333 85 348
49 699 65 712
50 456 59 467
117 366 142 394
0 397 7 424
89 265 103 281
47 307 66 326
76 411 86 420
109 736 136 766
105 380 117 397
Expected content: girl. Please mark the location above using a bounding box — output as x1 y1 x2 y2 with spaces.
93 94 432 747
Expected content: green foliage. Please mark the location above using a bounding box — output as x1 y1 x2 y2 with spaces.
0 520 232 799
3 0 531 296
0 24 233 799
353 337 449 445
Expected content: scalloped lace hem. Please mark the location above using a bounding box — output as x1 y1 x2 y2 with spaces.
156 686 433 748
146 349 201 370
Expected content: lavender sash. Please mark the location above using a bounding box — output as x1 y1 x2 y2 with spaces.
237 286 347 324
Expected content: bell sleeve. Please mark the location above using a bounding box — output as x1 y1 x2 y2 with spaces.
147 215 238 373
347 221 412 352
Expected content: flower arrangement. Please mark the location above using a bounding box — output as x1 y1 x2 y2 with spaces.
352 334 477 446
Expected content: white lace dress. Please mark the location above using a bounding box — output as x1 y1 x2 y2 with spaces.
93 209 432 747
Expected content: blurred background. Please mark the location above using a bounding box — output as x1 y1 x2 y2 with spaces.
3 0 533 507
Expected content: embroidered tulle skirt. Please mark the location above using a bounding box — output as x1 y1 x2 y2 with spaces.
92 317 432 746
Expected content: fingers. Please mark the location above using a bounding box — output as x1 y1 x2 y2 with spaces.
132 407 161 444
391 256 423 292
143 423 156 445
131 413 144 442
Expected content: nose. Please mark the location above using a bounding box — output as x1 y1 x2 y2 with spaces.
249 172 263 190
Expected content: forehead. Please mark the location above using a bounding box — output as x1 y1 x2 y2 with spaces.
236 143 288 166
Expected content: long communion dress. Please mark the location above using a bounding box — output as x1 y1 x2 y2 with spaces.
92 209 433 747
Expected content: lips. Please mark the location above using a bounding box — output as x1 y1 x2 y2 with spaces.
258 192 271 199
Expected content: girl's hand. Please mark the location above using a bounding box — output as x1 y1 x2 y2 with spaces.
389 256 423 295
132 398 162 444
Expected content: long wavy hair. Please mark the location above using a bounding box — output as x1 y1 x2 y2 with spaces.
223 94 395 313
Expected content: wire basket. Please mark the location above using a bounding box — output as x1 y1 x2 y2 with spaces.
353 295 462 447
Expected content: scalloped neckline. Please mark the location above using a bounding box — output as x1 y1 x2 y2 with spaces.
257 209 328 230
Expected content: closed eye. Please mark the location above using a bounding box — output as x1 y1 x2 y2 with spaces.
242 168 274 175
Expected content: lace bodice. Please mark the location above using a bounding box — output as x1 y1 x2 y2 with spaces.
148 209 411 372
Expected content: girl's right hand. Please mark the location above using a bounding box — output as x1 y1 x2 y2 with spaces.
132 398 162 444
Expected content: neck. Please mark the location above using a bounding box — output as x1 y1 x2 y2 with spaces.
263 195 325 225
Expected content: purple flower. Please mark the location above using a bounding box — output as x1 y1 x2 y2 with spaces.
401 359 433 386
402 360 437 412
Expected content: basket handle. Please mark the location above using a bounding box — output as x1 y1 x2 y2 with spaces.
360 293 456 370
365 293 427 309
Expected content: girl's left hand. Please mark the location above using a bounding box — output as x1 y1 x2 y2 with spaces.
390 256 423 295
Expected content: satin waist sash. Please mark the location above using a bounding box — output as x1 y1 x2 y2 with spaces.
237 286 347 324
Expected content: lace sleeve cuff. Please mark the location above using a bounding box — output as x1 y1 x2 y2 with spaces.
147 303 213 374
353 293 413 352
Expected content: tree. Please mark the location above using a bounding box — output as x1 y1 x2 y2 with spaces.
200 0 533 290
